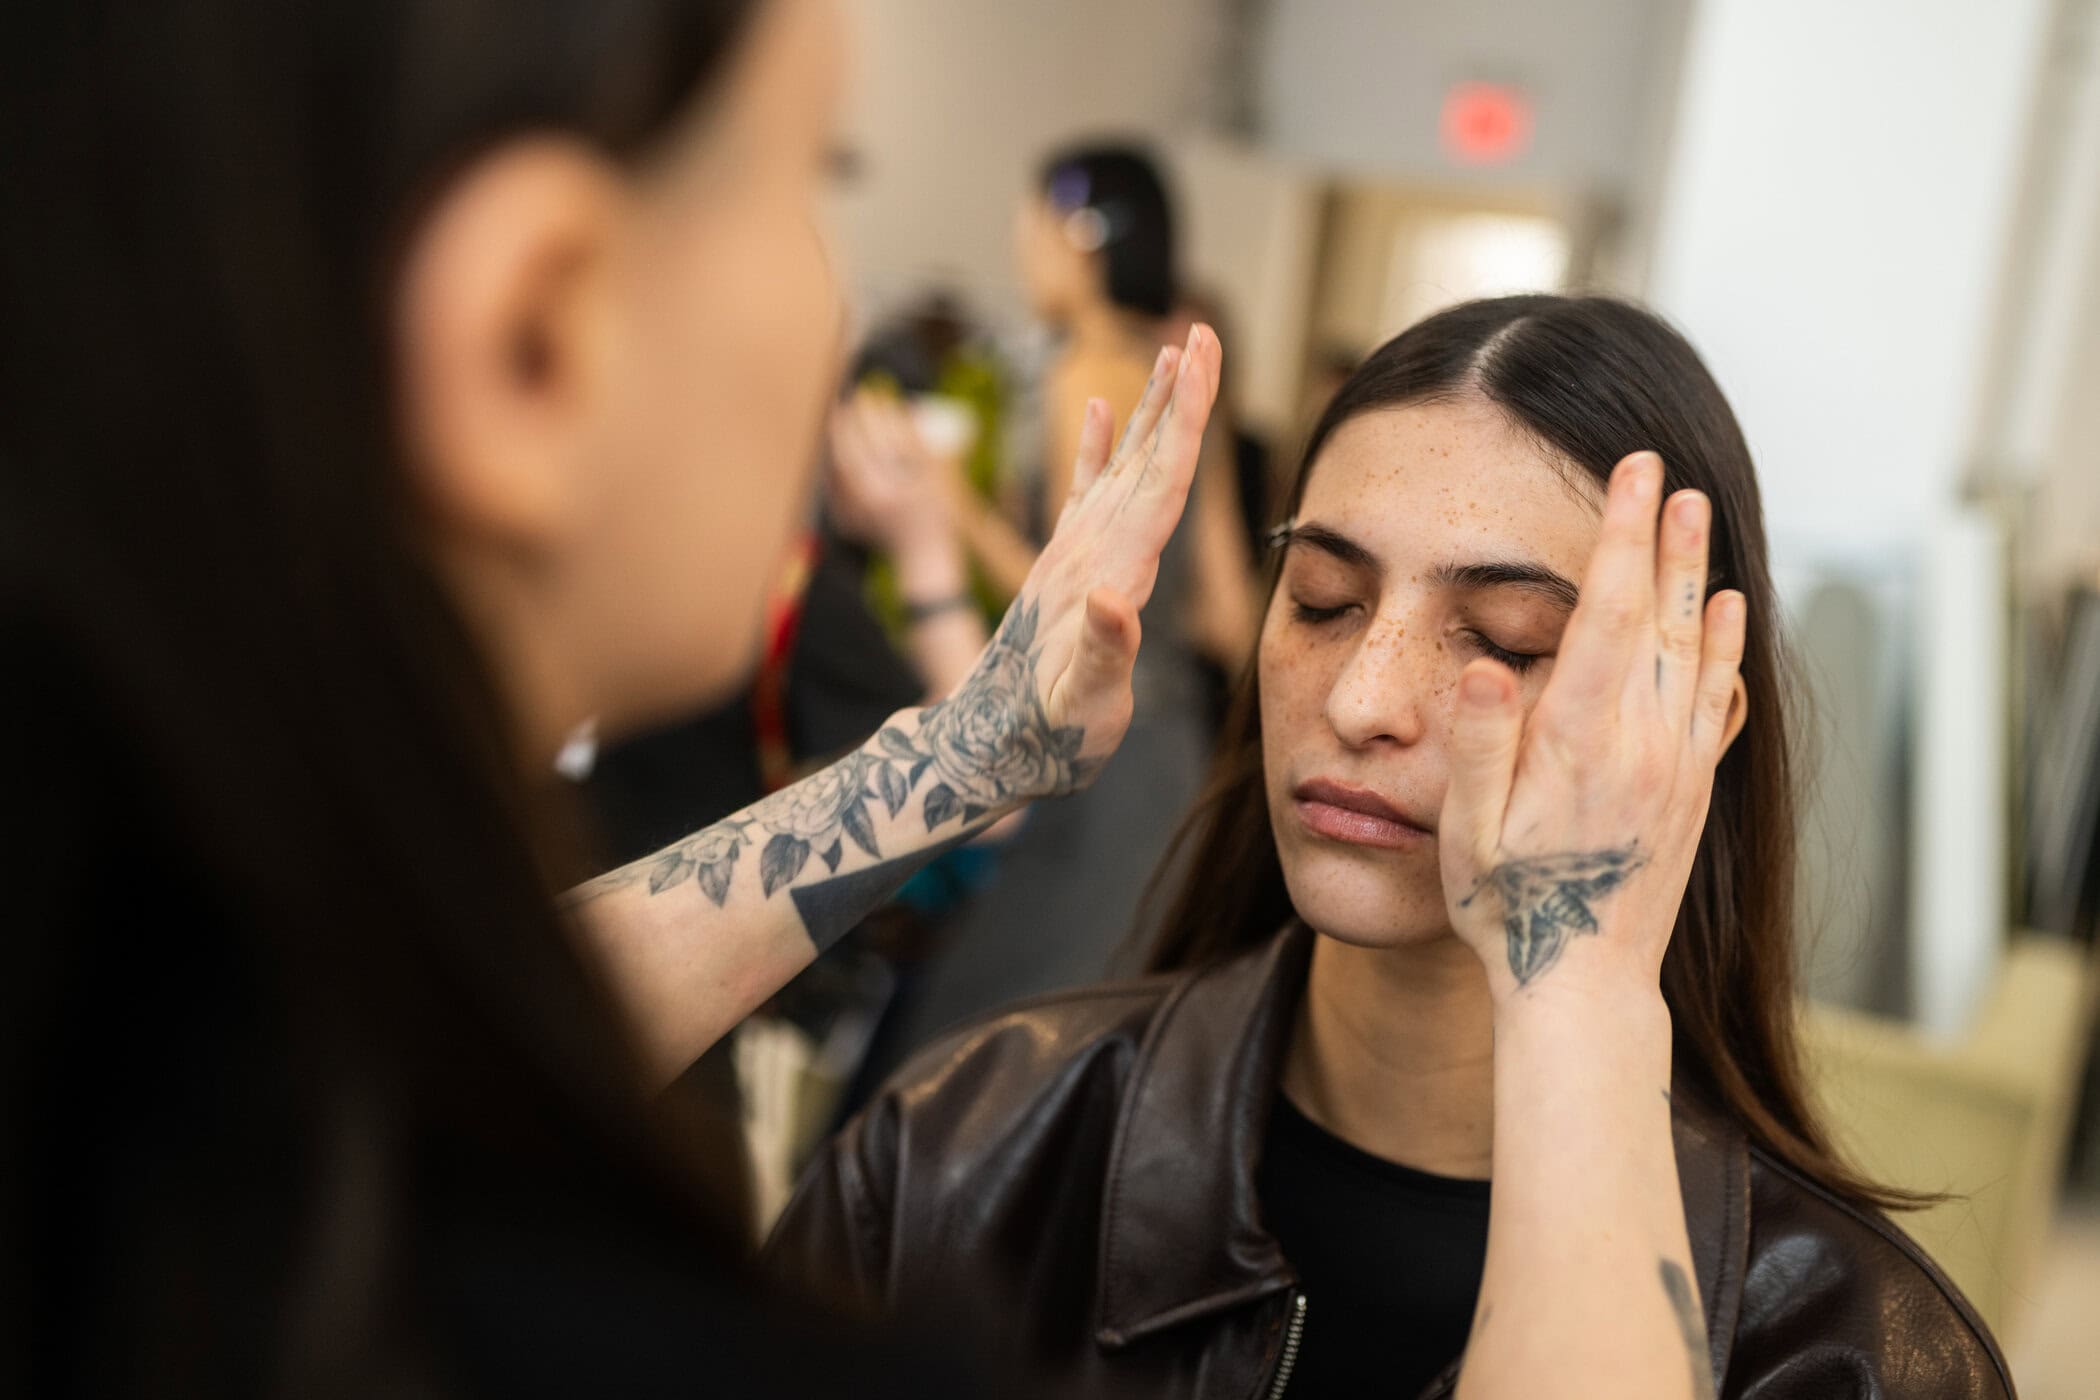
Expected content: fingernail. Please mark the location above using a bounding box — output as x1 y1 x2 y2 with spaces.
1462 667 1503 705
1672 491 1708 528
1153 345 1171 376
1720 592 1746 623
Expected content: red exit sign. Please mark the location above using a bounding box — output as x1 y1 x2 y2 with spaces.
1441 81 1533 166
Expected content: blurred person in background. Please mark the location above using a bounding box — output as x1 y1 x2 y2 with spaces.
1010 146 1259 680
766 297 2015 1400
0 1 1876 1397
1163 287 1278 722
1166 288 1281 567
881 144 1263 1061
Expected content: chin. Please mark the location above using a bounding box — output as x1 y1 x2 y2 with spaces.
1275 836 1452 949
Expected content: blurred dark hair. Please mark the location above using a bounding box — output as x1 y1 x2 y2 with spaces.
1037 143 1177 318
1146 294 1930 1214
2 0 764 1392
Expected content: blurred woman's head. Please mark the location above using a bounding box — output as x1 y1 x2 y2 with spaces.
3 0 848 1383
397 0 850 748
1016 143 1177 325
9 0 851 764
1149 294 1910 1213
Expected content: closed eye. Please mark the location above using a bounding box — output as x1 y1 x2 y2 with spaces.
1463 629 1546 674
1291 600 1356 625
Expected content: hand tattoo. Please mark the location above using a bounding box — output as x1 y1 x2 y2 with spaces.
567 597 1088 944
1458 845 1648 985
879 597 1091 826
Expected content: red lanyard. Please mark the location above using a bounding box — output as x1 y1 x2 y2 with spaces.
752 531 817 792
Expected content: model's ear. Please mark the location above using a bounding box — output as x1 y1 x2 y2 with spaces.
393 137 624 555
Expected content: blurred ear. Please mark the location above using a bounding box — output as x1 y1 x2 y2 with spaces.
394 138 623 554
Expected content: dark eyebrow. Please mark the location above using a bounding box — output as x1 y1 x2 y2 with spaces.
1271 520 1380 575
1430 560 1580 610
1273 521 1578 609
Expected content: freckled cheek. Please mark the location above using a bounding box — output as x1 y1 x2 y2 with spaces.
1257 634 1343 737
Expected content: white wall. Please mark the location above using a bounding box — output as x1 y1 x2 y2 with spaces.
2033 236 2100 587
2015 1 2100 592
829 1 1321 435
1647 0 2054 1035
1256 0 1685 193
1647 0 2051 560
832 0 1215 326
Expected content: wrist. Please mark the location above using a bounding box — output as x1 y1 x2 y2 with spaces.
901 592 976 627
1489 962 1670 1035
891 531 968 599
1490 980 1675 1120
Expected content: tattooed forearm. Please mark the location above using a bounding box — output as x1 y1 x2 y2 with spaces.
787 828 978 952
565 598 1086 951
1659 1259 1716 1400
1458 844 1648 985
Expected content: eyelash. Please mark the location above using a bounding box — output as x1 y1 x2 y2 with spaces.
1290 601 1546 676
1290 601 1354 625
1465 630 1544 675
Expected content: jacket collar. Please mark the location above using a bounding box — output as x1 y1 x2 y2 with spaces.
1091 923 1751 1388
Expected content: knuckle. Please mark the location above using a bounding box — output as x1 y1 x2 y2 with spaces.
1632 760 1672 802
1588 595 1644 632
1697 685 1733 727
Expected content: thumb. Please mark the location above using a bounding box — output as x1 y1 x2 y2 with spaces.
1446 660 1522 854
1048 586 1141 732
1069 587 1141 697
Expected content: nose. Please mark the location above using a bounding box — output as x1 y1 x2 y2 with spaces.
1323 613 1430 749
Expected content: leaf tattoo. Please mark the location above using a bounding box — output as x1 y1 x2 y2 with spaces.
1458 845 1648 985
568 597 1090 915
923 782 961 831
646 850 694 895
760 832 811 897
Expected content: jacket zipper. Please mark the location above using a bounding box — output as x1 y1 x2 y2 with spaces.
1263 1291 1307 1400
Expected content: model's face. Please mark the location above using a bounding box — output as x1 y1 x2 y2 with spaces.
1259 397 1605 947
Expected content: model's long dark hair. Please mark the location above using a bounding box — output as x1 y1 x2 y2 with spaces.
2 0 763 1392
1148 294 1925 1213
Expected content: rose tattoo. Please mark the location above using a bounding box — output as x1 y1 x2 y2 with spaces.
597 596 1088 910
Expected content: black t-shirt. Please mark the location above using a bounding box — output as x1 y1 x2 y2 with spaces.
1255 1095 1492 1400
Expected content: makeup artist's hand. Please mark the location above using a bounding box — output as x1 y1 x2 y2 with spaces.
1437 451 1747 1003
900 324 1220 813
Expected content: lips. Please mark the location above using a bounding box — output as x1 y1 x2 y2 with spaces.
1290 777 1435 851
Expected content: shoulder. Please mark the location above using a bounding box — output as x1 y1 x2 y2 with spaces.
871 973 1179 1140
1050 348 1152 413
1734 1146 2015 1399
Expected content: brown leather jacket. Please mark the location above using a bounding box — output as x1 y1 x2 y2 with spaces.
765 926 2015 1399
